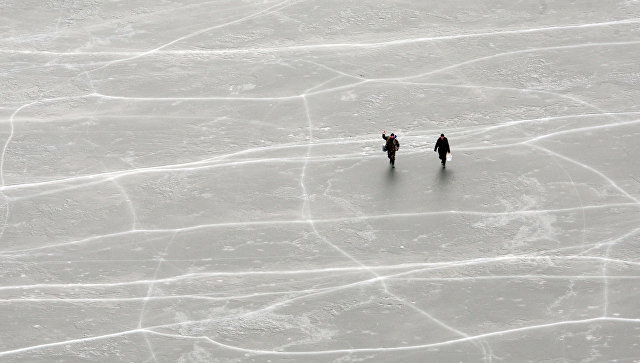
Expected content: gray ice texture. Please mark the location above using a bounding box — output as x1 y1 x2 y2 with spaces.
1 1 640 362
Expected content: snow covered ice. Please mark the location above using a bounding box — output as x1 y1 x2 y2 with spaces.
1 1 640 361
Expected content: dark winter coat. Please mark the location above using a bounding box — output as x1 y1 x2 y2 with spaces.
434 137 450 159
382 134 399 157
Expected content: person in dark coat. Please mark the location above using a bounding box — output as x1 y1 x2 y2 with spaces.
434 133 450 168
382 131 400 168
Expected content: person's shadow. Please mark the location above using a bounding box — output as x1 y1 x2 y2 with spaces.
385 166 396 186
434 167 453 190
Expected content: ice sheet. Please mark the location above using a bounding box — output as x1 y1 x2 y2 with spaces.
1 1 640 361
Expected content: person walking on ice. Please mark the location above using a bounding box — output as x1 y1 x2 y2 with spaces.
382 131 400 168
434 133 450 168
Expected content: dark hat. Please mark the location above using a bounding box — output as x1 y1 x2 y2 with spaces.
390 133 395 137
440 134 444 137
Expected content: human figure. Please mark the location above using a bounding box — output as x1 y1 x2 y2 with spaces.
434 133 450 168
382 131 400 168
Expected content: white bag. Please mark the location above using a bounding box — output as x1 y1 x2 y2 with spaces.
446 153 452 162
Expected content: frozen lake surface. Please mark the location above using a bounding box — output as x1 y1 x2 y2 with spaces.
1 1 640 361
